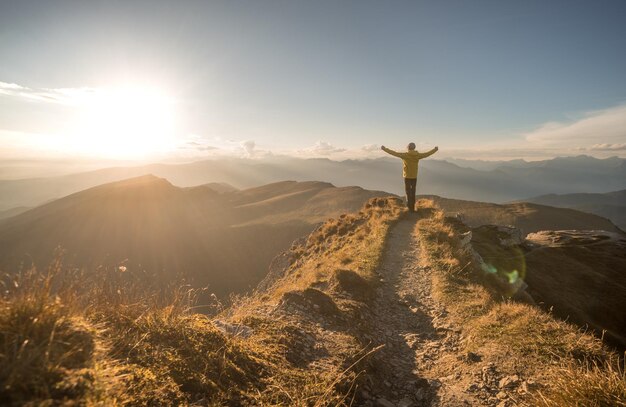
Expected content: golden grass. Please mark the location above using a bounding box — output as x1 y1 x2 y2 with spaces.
0 260 371 405
262 196 405 301
533 358 626 407
413 200 624 405
0 265 111 405
0 196 405 406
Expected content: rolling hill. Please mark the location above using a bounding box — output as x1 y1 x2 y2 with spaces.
2 196 625 405
1 155 625 213
0 175 390 296
521 189 626 230
423 195 622 235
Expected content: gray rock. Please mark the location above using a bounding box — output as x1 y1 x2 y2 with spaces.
398 397 415 407
496 225 523 246
498 375 520 389
415 388 426 401
212 320 253 338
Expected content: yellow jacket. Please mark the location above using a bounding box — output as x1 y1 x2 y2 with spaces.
382 146 438 178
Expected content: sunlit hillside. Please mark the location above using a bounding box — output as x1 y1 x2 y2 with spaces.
0 175 390 296
2 198 624 406
2 1 626 405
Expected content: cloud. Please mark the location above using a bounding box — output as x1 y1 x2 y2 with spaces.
361 143 380 152
302 140 346 156
182 141 218 151
0 82 25 91
586 143 626 151
523 104 626 146
0 81 95 105
240 140 256 157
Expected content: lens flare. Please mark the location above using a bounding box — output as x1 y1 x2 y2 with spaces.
479 245 527 296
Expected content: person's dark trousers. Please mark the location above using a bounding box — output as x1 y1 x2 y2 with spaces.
404 177 417 212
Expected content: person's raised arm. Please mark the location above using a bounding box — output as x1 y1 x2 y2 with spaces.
418 146 438 159
381 145 404 158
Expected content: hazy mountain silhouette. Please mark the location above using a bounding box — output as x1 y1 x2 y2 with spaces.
521 189 626 230
1 155 624 212
0 206 30 220
0 175 389 296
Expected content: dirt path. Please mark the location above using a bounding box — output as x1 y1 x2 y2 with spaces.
363 216 482 407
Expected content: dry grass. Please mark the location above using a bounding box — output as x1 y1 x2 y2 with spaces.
220 196 406 404
261 196 405 301
533 358 626 407
0 259 370 406
0 264 111 405
0 196 405 406
413 200 625 405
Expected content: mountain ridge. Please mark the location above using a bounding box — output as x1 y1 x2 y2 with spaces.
0 176 391 296
520 189 626 229
1 155 625 212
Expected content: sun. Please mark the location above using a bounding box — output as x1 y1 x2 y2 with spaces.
70 86 178 159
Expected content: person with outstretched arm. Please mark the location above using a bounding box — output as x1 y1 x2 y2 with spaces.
381 143 438 212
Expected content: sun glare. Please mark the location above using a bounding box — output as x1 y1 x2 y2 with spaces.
70 86 178 159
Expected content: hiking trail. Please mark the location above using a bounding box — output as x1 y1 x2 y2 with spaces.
362 216 495 407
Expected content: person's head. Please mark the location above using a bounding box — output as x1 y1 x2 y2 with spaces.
407 142 416 151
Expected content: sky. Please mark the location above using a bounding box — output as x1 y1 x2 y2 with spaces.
1 0 626 165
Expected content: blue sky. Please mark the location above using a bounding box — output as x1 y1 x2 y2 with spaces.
1 0 625 161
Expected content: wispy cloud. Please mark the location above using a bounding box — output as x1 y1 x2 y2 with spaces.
182 141 218 151
361 144 380 152
300 140 346 156
0 81 95 105
240 140 256 157
523 104 626 147
585 143 626 151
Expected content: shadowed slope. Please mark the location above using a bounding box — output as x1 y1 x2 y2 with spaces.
0 176 389 296
426 195 622 235
522 189 626 230
524 230 626 349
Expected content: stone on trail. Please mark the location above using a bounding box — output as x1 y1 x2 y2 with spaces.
498 375 520 389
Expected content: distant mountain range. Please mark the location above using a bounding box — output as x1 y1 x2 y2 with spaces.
2 171 621 299
520 189 626 230
0 155 624 213
0 176 389 296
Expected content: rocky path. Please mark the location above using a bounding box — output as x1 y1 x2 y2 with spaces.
362 216 484 407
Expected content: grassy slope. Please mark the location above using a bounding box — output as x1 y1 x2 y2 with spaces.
1 197 624 406
413 200 625 406
0 197 405 406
